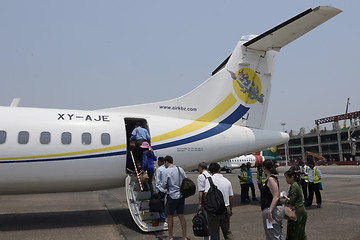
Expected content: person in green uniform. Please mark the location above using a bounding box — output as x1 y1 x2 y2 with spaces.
283 169 307 240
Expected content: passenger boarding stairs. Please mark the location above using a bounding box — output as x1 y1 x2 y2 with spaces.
125 152 167 232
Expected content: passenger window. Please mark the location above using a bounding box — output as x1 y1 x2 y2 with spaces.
18 131 29 144
82 133 91 145
40 132 51 144
101 133 111 145
61 132 72 145
0 131 6 144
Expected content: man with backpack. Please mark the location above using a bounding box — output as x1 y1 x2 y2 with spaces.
204 163 234 240
161 155 189 240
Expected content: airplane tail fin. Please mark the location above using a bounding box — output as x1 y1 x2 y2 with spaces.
104 6 341 129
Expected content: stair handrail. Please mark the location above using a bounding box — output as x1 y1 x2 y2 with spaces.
130 151 143 191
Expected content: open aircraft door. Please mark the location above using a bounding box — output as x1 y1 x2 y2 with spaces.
124 118 168 232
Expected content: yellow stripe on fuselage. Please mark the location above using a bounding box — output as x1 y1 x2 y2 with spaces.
0 93 237 161
151 93 237 143
0 144 127 161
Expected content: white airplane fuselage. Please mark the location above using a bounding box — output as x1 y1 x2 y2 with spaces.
219 154 264 171
0 106 287 195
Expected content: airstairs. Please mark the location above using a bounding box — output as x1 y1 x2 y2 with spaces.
125 152 167 232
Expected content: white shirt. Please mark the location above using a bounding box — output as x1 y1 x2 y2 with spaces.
300 165 307 179
204 173 234 207
308 167 322 182
197 170 212 192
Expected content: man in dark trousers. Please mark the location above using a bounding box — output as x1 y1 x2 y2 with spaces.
238 164 249 204
204 163 234 240
298 160 309 203
246 162 258 201
130 122 151 169
305 159 322 208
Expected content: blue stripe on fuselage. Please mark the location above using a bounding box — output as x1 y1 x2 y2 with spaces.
152 104 249 150
0 104 249 164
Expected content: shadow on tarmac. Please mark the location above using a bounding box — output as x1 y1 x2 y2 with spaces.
0 208 140 233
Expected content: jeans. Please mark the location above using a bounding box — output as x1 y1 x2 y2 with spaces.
158 191 166 221
248 182 256 199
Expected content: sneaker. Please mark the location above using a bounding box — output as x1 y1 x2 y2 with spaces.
317 204 322 208
252 197 259 201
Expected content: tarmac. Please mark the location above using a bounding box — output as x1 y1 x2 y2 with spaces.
0 165 359 240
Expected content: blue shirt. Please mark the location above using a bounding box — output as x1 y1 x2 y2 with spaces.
161 165 187 199
130 127 150 142
155 165 167 193
246 168 253 184
142 150 156 175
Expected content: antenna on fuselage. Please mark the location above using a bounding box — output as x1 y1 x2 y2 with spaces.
10 98 21 107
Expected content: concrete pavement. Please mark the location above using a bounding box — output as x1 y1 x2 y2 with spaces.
0 165 359 240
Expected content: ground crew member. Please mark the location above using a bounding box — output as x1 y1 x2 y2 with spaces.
246 162 258 201
257 163 267 189
299 160 309 202
238 164 249 204
305 159 322 208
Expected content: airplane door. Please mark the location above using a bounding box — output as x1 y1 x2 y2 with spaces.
124 118 150 173
123 118 168 232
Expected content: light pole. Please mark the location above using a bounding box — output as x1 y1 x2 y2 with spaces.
281 122 289 166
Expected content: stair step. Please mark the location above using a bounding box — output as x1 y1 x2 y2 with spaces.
135 191 151 201
141 211 160 221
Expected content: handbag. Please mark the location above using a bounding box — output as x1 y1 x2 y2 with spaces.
177 166 196 198
319 181 324 190
149 196 165 212
284 203 297 221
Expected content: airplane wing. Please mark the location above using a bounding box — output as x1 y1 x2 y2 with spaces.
243 6 342 51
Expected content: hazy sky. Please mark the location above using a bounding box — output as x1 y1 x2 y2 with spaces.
1 0 359 132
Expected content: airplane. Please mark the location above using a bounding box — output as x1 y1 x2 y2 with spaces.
0 6 341 232
219 153 264 173
219 147 282 173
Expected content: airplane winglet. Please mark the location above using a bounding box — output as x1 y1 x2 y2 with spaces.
243 6 342 51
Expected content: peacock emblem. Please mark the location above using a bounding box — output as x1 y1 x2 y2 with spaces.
228 69 264 103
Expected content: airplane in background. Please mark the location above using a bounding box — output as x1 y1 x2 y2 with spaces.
219 147 282 173
0 6 341 232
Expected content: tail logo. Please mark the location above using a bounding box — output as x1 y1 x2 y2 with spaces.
269 146 278 153
228 68 264 104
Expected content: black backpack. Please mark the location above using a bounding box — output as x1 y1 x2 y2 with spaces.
177 166 196 198
192 210 210 237
204 177 226 215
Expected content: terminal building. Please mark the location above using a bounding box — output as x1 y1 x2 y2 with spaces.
278 111 360 163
